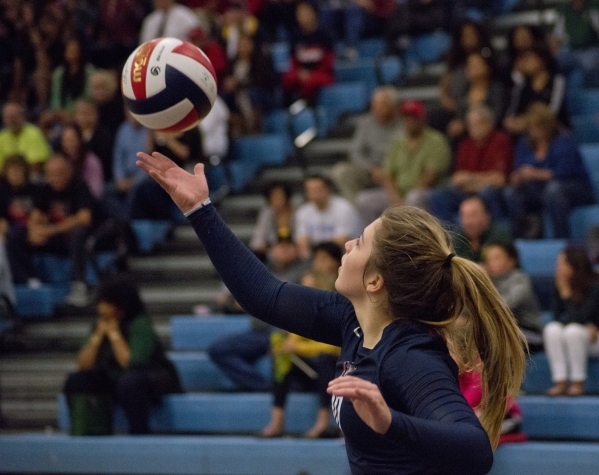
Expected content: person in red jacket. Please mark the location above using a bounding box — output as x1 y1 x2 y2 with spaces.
282 1 334 106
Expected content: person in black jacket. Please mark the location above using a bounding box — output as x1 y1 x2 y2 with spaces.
63 275 182 434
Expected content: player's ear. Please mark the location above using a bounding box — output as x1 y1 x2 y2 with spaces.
365 272 384 294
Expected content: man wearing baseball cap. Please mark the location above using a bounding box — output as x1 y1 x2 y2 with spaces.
354 100 451 226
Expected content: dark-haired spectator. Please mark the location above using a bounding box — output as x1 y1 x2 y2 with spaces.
503 103 594 239
93 0 149 68
282 1 335 106
250 181 296 259
0 102 51 179
219 1 261 60
551 0 599 80
88 70 125 136
503 25 548 85
355 100 451 225
331 87 401 203
295 174 361 259
222 33 277 136
8 155 94 306
503 43 567 135
50 36 95 114
483 242 543 351
429 19 494 132
58 123 104 199
0 17 16 104
63 275 182 434
544 246 599 396
452 195 511 263
188 27 228 87
140 0 200 44
445 52 506 140
429 104 513 225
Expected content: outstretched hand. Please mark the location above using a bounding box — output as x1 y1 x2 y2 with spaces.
327 376 392 435
136 152 209 214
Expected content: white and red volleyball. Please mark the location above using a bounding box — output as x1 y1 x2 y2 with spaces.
121 37 217 132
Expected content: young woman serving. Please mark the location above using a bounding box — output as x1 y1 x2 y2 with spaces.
136 152 526 475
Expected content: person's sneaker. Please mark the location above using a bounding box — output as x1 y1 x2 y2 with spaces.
65 281 89 307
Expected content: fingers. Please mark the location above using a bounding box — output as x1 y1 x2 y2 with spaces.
327 376 381 400
136 151 177 172
193 162 205 176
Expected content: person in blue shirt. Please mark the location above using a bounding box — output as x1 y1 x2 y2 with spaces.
503 102 594 239
136 150 526 475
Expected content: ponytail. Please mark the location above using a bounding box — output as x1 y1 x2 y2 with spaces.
448 256 527 448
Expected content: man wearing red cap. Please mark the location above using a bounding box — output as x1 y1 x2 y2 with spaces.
355 100 451 226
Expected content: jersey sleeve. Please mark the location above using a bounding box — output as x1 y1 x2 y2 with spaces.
187 204 349 346
380 345 493 475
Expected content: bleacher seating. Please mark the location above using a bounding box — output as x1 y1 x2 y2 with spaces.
569 205 599 241
170 315 252 351
130 220 172 254
2 435 599 475
580 144 599 202
571 114 599 144
317 82 369 133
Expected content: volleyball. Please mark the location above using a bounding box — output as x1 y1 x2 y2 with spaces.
121 37 217 132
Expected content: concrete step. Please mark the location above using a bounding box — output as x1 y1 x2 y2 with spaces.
130 254 218 283
139 284 222 315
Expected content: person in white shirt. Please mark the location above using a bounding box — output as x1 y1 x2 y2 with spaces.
295 174 362 259
139 0 200 44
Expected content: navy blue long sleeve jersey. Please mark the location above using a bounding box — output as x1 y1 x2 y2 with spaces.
188 204 494 475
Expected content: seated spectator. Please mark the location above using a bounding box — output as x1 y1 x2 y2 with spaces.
58 123 104 199
503 42 568 135
88 70 125 136
50 35 95 114
221 34 277 136
331 87 401 203
355 100 451 226
111 109 149 211
445 52 506 140
0 102 51 179
63 276 182 435
551 0 599 81
429 104 513 225
452 195 511 263
261 271 340 438
295 174 361 259
198 95 230 201
544 245 599 396
482 242 543 351
8 154 94 306
502 25 547 86
129 127 202 221
282 1 334 106
208 241 342 392
139 0 199 44
503 103 594 239
429 19 494 132
188 27 228 87
250 181 296 260
219 0 260 60
74 99 115 183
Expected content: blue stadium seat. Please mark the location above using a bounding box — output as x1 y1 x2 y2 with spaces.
569 205 599 241
33 252 118 286
317 82 368 131
517 395 599 440
334 59 377 96
228 134 288 192
170 315 252 351
270 42 290 73
130 220 171 254
570 88 599 116
14 284 69 319
514 239 567 276
580 143 599 201
167 352 271 392
357 38 385 58
404 32 451 72
571 114 599 144
522 352 599 395
376 55 403 86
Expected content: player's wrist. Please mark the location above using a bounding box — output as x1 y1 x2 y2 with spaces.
184 197 212 217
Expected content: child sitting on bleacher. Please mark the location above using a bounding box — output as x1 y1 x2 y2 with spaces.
260 271 340 438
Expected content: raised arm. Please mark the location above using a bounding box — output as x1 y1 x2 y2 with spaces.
136 152 348 345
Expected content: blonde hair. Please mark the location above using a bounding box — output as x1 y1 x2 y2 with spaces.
368 205 526 448
525 102 559 138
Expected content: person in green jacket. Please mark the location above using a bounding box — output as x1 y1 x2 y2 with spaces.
63 275 181 435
